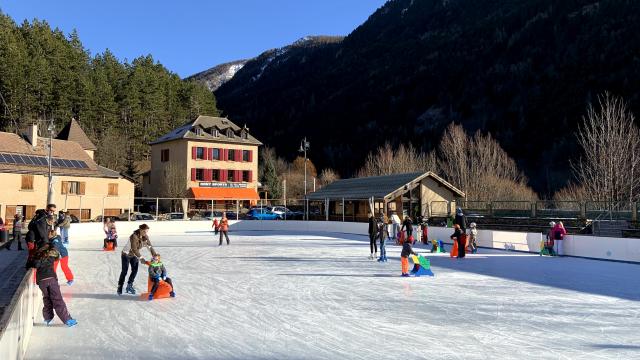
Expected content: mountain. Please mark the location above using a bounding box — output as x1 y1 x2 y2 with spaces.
187 59 248 92
209 0 640 196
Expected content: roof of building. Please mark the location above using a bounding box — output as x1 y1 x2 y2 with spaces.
55 118 97 150
150 115 263 146
0 131 127 180
306 172 465 200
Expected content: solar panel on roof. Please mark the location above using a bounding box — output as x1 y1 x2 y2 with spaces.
14 155 25 164
0 154 6 163
78 161 88 168
68 160 80 168
51 158 62 167
35 156 47 166
24 156 36 165
4 154 15 163
61 159 73 168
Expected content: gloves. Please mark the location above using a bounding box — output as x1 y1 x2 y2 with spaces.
162 276 167 281
139 257 146 264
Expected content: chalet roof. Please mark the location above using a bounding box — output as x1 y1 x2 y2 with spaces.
150 115 262 146
0 131 126 179
306 172 465 200
56 118 97 150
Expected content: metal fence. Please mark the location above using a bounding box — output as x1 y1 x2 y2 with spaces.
38 194 640 223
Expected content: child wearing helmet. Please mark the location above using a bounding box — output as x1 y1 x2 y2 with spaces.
146 253 175 300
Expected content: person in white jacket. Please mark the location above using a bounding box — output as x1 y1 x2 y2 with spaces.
390 211 402 240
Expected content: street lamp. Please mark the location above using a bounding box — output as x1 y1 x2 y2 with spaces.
299 137 310 220
47 118 55 205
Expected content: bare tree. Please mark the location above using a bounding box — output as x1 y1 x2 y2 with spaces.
357 142 437 177
318 168 340 187
160 163 188 211
438 123 535 200
572 92 640 202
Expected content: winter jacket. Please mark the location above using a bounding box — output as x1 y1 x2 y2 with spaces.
12 219 22 234
391 214 402 225
122 229 157 259
27 210 50 247
148 261 167 279
368 217 377 236
219 218 229 232
377 218 389 239
470 227 478 239
401 218 413 233
212 219 219 229
401 241 417 258
58 214 72 229
451 228 463 240
50 235 69 258
29 245 60 284
553 225 567 240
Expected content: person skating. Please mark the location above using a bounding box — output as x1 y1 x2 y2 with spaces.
400 215 414 244
118 224 156 295
103 217 118 250
468 222 478 254
400 236 418 277
367 213 378 259
377 213 389 262
212 217 220 235
49 222 74 286
451 224 466 258
144 253 175 300
57 210 72 245
27 232 77 327
4 214 24 250
454 207 467 233
218 213 230 246
553 221 567 256
390 211 401 241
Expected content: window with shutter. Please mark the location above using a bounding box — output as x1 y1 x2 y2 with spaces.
108 183 119 196
21 175 34 190
61 181 69 194
192 147 197 159
79 182 86 195
191 168 196 181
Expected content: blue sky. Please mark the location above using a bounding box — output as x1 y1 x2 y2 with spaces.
0 0 388 77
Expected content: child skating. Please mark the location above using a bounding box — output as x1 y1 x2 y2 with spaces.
50 230 74 285
377 213 388 262
145 253 175 300
400 236 417 277
28 238 77 327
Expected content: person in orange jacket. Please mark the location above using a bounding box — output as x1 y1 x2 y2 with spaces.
218 213 230 246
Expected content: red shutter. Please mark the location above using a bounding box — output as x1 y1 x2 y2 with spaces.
220 170 227 182
248 170 253 182
222 149 227 161
236 170 241 182
235 150 241 162
191 147 197 159
205 169 212 181
219 148 223 161
191 168 196 181
248 150 253 162
208 148 213 161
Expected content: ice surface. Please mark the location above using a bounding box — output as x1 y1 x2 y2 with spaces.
26 230 640 359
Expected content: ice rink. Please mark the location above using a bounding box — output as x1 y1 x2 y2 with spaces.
26 230 640 359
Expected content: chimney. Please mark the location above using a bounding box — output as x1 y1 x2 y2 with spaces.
26 124 38 148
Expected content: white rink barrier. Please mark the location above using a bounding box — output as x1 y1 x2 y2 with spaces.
0 270 41 360
67 220 639 263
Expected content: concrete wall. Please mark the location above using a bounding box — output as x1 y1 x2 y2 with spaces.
65 221 640 263
0 270 41 360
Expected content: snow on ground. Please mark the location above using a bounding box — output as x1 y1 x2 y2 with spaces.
26 230 640 359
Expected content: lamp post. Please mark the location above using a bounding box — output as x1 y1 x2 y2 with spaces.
47 118 55 205
299 137 310 220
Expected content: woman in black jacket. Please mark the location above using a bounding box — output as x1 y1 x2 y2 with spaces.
367 213 378 259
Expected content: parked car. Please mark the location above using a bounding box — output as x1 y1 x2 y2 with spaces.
166 212 188 220
117 212 155 221
245 208 280 220
190 211 224 221
269 206 304 220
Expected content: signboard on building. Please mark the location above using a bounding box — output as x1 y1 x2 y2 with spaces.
199 182 248 188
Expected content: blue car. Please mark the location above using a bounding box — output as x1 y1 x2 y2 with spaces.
246 208 280 220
